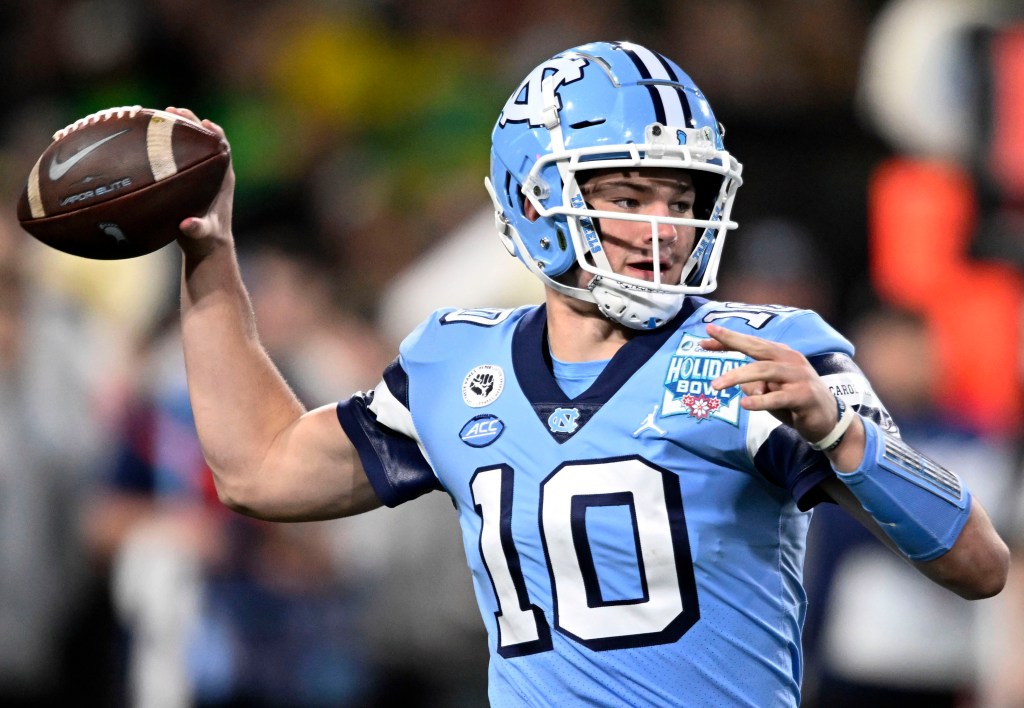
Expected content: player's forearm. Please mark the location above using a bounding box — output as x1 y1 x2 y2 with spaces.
179 241 305 507
823 415 1010 599
911 500 1010 600
824 476 1008 598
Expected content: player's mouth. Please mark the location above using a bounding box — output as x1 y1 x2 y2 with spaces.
625 259 675 282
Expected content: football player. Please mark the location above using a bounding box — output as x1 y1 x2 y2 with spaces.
171 41 1009 707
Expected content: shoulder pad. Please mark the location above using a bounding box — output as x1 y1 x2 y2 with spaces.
399 306 531 364
694 300 853 357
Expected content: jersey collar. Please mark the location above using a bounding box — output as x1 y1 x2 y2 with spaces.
512 299 703 442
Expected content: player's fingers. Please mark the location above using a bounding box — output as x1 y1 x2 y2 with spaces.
201 119 227 141
180 215 211 238
704 321 798 362
737 387 802 413
703 324 784 361
740 381 767 397
700 336 733 352
712 360 790 390
164 108 227 147
165 106 201 122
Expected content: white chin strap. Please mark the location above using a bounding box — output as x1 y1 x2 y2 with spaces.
589 276 685 330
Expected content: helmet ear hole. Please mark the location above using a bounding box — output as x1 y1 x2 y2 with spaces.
523 197 541 223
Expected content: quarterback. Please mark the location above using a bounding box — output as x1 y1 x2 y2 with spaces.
172 41 1008 707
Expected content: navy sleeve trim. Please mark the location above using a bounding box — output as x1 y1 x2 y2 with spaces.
336 395 441 508
753 424 834 511
382 357 410 409
808 352 860 375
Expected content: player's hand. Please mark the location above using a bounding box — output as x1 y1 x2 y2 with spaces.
167 107 235 258
702 323 840 444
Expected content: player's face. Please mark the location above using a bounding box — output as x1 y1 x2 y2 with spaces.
577 168 697 286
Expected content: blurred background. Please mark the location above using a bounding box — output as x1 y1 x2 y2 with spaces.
0 0 1022 706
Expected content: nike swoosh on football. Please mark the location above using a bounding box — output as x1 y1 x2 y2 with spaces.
48 128 130 181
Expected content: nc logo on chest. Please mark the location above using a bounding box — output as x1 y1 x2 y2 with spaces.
548 407 580 434
661 333 745 425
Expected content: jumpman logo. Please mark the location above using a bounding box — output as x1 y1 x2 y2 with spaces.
632 405 667 438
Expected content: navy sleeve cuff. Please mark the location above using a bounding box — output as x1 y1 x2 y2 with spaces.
336 396 441 507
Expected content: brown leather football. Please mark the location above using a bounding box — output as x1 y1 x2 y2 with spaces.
17 106 229 259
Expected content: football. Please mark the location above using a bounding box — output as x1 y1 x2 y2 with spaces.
17 106 229 259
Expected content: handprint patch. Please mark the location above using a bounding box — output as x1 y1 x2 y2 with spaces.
462 365 505 408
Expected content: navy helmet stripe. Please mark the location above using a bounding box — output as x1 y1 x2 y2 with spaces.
617 42 691 129
651 52 693 127
656 52 680 82
632 44 690 128
615 44 668 126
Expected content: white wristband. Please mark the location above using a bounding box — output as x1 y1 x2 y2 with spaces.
809 396 856 451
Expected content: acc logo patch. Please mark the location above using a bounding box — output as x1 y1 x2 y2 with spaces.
462 365 505 408
661 333 746 425
459 414 505 447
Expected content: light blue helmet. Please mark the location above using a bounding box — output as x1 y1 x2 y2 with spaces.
485 41 743 329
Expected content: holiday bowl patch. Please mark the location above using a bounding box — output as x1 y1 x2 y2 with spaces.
661 333 746 425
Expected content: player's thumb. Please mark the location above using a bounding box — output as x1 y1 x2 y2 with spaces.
176 215 224 259
180 215 210 238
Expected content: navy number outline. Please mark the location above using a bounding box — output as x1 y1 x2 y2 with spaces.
470 455 699 657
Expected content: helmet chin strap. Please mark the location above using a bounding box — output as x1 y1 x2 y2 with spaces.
588 276 685 330
492 206 685 331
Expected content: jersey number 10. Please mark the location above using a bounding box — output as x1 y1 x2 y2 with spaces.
470 456 700 657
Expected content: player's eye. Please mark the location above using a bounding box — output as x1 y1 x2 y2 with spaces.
610 197 640 209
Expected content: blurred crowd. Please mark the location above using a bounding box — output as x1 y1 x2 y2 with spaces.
0 0 1022 706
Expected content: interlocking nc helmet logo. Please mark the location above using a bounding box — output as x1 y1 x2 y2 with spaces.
498 55 588 128
547 407 580 434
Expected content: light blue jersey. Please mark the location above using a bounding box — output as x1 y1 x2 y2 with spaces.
338 298 880 707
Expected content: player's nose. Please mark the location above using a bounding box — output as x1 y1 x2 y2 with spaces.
644 208 679 245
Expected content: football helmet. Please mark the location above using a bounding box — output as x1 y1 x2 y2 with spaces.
486 41 743 329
